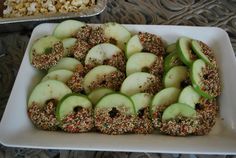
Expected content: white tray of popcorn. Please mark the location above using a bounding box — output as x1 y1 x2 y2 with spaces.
0 0 107 24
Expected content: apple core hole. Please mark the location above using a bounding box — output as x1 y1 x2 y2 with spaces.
73 106 83 113
141 67 150 72
180 80 189 88
109 107 119 118
138 108 145 118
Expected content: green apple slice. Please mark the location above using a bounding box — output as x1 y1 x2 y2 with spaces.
151 87 181 114
95 93 135 115
176 37 196 66
178 85 201 108
88 88 114 105
30 35 60 62
166 43 176 53
62 38 77 56
131 93 152 114
41 69 73 83
120 72 158 96
164 52 183 72
102 22 131 50
125 35 143 58
190 59 219 99
48 57 81 73
56 93 92 121
28 80 72 107
126 52 157 76
162 103 197 121
164 66 189 88
53 20 85 39
85 43 122 66
191 40 215 65
83 65 120 94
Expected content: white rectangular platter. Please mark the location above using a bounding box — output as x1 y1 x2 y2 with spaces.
0 23 236 154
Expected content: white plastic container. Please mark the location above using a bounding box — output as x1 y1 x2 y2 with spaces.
0 23 236 154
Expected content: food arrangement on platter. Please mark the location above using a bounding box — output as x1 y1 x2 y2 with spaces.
27 20 221 136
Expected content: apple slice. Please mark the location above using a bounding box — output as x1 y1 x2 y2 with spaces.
131 92 153 134
85 43 124 70
162 103 197 121
56 93 94 132
48 57 81 73
166 43 176 53
151 87 181 114
164 66 189 88
88 88 114 105
191 40 216 66
164 52 183 72
56 93 92 121
95 93 135 115
178 85 201 108
62 38 77 56
83 65 124 94
131 93 152 114
120 72 160 96
102 22 131 50
30 35 60 62
94 93 135 134
126 52 157 76
190 59 220 99
125 35 143 58
28 80 72 107
53 20 86 39
41 69 73 83
176 37 197 66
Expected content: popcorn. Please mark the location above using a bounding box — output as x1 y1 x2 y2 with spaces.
3 0 96 18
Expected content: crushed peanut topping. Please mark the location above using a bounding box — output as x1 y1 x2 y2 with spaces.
200 65 221 97
88 71 125 92
95 106 135 135
133 107 154 134
60 107 94 133
28 100 59 131
138 32 165 56
32 41 64 70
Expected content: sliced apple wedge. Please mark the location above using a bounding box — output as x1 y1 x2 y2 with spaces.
126 52 157 76
83 65 124 94
176 37 197 66
85 43 125 71
178 85 201 108
190 59 220 99
164 52 183 72
162 103 197 121
166 43 176 53
56 93 92 121
30 35 60 63
53 20 85 39
164 66 189 88
88 88 114 105
48 57 81 73
131 93 152 114
151 87 181 114
28 80 72 107
120 72 160 96
102 22 131 50
62 38 77 56
125 35 143 58
94 93 135 134
41 69 73 83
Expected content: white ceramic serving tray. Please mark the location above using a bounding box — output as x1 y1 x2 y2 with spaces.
0 23 236 154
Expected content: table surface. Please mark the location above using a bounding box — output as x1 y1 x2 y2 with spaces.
0 0 236 157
